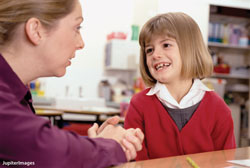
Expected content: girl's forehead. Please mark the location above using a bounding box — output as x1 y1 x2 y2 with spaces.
145 34 175 44
144 27 176 40
144 33 163 43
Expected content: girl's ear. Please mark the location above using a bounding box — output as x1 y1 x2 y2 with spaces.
25 18 43 45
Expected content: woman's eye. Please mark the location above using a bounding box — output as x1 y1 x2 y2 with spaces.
77 26 82 30
75 25 82 33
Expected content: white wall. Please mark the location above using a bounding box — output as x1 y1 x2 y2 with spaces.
133 0 159 28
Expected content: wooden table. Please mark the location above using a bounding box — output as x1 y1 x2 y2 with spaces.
34 105 121 125
113 147 250 168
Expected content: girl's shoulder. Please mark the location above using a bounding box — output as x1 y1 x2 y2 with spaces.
202 91 230 112
204 91 224 102
132 88 152 98
131 88 157 103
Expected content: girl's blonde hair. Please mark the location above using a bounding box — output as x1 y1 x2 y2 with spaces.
139 12 213 87
0 0 77 45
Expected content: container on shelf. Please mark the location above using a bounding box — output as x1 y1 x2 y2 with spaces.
202 78 227 98
98 80 112 102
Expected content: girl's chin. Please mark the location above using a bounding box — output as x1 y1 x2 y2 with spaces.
158 80 169 84
157 77 170 84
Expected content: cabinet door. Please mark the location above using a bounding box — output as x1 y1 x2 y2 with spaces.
105 40 140 70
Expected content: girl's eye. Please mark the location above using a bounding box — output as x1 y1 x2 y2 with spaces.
163 43 170 48
145 48 153 54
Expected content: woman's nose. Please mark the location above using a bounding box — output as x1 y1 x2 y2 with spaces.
76 35 85 50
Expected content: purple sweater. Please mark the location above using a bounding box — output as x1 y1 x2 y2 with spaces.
0 54 126 168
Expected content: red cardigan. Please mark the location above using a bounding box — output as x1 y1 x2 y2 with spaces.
124 89 236 160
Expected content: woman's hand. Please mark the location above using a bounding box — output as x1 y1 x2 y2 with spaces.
88 116 144 161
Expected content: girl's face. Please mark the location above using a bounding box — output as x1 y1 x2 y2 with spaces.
40 1 84 77
145 35 182 85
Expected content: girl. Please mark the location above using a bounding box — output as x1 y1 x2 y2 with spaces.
124 12 235 160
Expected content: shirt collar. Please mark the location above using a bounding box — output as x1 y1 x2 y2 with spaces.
190 78 211 92
0 53 29 102
146 79 211 109
147 79 210 96
146 81 163 96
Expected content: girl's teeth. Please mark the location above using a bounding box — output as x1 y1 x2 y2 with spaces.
156 63 170 70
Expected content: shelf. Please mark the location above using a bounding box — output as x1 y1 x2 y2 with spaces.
226 88 249 93
208 42 250 50
226 84 249 93
210 5 250 22
209 13 250 25
212 73 250 80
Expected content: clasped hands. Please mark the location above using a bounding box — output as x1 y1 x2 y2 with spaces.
88 116 144 161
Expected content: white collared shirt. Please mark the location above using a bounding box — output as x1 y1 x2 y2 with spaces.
146 79 211 109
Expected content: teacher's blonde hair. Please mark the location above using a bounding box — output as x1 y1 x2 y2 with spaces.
0 0 77 45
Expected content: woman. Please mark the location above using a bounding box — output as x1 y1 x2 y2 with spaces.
0 0 143 167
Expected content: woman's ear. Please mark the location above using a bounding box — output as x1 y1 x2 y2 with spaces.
25 18 43 45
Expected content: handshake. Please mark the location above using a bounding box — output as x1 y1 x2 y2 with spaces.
88 116 144 161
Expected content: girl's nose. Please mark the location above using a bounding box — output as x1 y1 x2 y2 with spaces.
152 48 162 59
